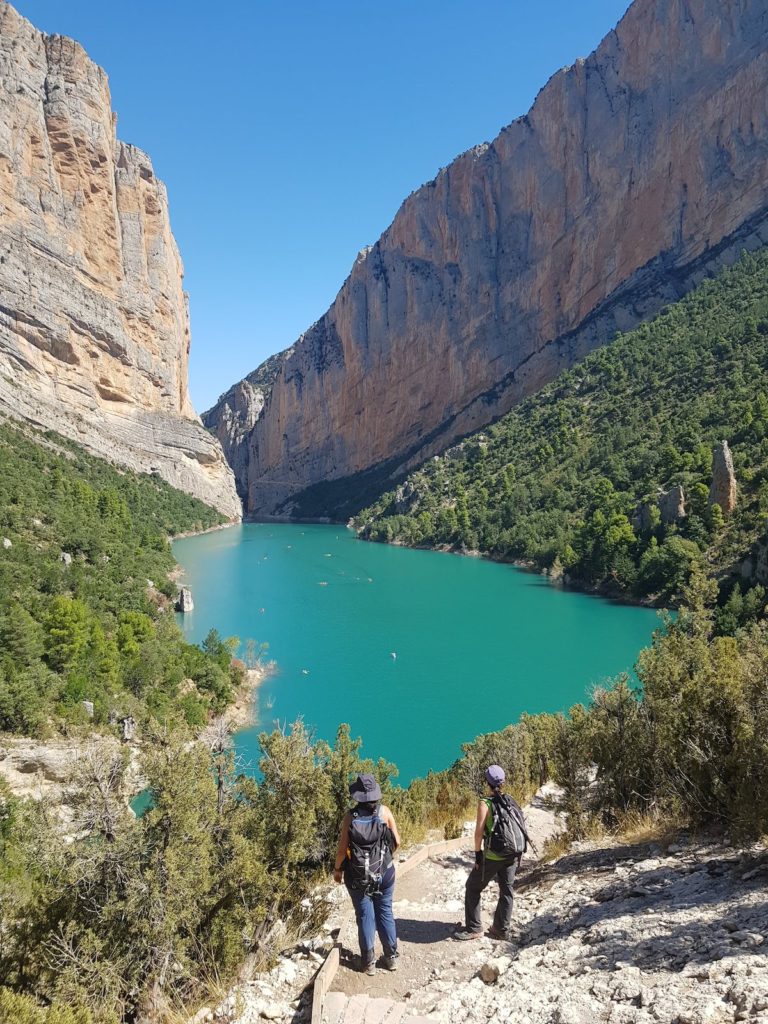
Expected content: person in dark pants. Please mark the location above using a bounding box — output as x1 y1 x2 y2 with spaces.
455 764 524 941
333 773 402 975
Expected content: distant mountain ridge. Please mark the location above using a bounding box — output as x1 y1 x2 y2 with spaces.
208 0 768 520
0 2 240 518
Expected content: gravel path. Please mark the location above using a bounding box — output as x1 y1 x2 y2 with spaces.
328 785 564 1011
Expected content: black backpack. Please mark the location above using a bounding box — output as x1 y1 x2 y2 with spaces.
346 808 393 893
487 794 529 857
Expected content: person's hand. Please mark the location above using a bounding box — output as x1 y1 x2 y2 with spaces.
333 868 343 884
473 850 484 871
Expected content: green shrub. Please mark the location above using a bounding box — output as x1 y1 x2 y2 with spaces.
0 989 107 1024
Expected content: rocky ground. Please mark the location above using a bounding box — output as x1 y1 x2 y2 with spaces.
0 735 145 826
389 835 768 1024
193 790 768 1024
188 934 330 1024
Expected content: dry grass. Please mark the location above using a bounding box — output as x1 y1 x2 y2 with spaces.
540 808 683 863
541 831 571 863
615 808 682 846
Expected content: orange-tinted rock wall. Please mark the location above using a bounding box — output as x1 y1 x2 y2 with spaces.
238 0 768 518
0 2 240 517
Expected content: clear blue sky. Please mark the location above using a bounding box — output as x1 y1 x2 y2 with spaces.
16 0 630 413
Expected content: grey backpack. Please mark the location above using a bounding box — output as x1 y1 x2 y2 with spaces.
487 794 529 856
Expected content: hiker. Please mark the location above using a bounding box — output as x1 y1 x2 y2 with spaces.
333 772 401 975
455 764 529 941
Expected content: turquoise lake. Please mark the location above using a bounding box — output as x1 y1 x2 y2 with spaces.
174 524 660 783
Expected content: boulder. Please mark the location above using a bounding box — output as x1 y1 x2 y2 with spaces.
394 480 419 514
1 537 10 549
176 586 194 612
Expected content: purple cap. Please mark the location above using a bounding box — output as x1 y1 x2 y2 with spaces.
485 764 505 787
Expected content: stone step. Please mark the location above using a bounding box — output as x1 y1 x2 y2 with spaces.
321 992 418 1024
361 996 396 1024
344 993 371 1024
322 990 348 1024
380 1003 406 1024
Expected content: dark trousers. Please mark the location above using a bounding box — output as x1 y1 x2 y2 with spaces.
465 854 520 935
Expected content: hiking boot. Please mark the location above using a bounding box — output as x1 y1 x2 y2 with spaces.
382 953 399 971
453 927 484 941
486 926 506 941
363 960 376 976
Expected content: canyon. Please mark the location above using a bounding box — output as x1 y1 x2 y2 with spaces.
207 0 768 519
0 2 240 518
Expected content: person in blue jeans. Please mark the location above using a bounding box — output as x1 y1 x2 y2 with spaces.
333 773 402 975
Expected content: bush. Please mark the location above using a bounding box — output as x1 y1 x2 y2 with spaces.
0 990 107 1024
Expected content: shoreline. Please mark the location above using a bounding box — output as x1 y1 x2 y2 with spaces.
170 515 660 611
224 661 278 732
171 518 241 542
0 663 278 810
352 530 662 610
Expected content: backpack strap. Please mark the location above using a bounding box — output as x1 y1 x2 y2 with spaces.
482 797 495 848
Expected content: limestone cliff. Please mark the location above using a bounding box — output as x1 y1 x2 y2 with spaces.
212 0 768 519
202 350 286 501
0 2 240 518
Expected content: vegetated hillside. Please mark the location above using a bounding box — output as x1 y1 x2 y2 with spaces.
0 420 242 734
355 250 768 614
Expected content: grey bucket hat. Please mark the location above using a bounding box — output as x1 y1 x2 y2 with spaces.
349 772 382 803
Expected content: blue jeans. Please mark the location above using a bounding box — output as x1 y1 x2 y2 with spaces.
346 867 397 963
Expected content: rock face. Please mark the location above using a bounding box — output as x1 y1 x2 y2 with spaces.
658 485 686 525
710 440 738 514
0 3 240 518
176 586 194 612
0 736 145 819
210 0 768 519
202 350 286 501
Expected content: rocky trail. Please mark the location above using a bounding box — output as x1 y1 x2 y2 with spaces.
320 786 564 1023
201 790 768 1024
321 830 768 1024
